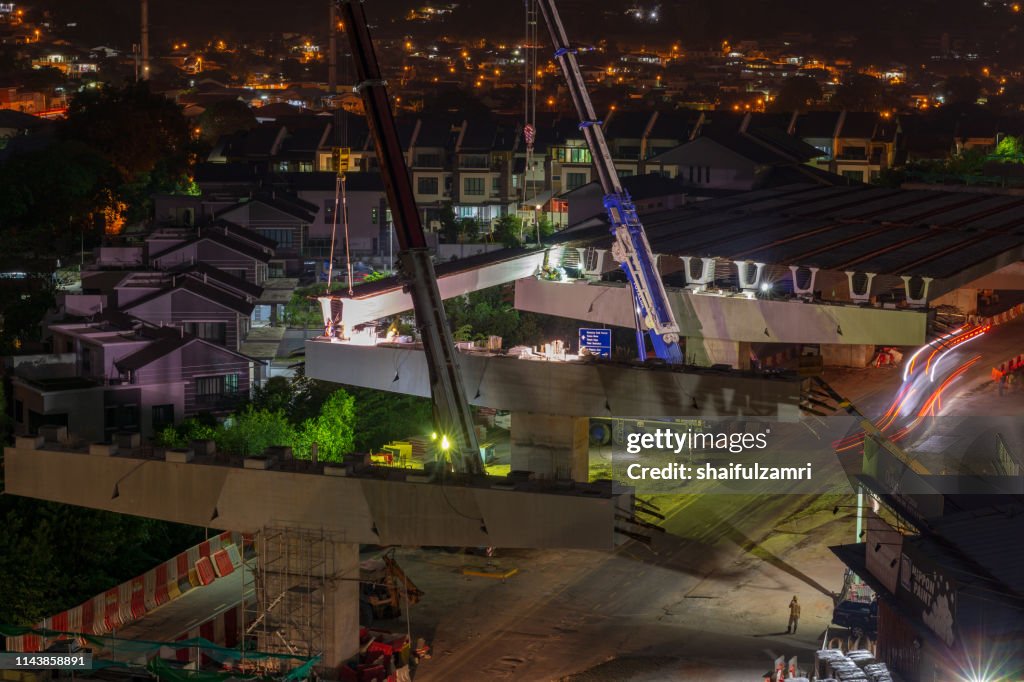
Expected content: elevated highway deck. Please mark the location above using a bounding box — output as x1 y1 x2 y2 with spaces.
304 339 802 418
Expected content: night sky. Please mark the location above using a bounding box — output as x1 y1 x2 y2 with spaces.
35 0 1019 62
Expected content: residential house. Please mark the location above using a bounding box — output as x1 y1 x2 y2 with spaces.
211 195 313 276
408 116 457 222
12 315 255 440
452 118 518 228
830 111 900 183
271 171 388 258
562 173 687 226
642 117 835 193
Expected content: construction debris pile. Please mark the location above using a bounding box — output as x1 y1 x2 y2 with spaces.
338 627 429 682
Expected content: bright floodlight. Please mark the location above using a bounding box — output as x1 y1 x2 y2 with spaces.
440 434 451 451
760 282 771 292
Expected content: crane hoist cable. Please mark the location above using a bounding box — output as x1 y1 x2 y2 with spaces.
341 173 353 296
325 169 354 297
326 172 342 293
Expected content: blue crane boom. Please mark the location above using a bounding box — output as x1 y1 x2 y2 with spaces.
535 0 683 364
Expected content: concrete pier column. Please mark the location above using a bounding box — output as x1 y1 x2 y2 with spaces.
684 338 752 369
576 247 609 277
900 275 934 308
821 343 875 368
510 412 589 482
734 260 766 292
325 541 360 670
845 271 877 303
788 265 819 298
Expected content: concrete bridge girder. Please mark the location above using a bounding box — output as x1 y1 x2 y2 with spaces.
513 278 927 349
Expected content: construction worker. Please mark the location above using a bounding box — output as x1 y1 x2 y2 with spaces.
787 595 801 634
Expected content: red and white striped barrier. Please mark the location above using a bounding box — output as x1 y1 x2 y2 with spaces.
982 303 1024 328
8 531 244 652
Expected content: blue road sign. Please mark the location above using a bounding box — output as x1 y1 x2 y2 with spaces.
579 328 612 358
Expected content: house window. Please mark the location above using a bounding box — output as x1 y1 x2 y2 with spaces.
491 176 501 194
225 373 239 395
183 322 227 345
418 176 439 195
255 228 293 247
705 166 711 183
414 153 441 167
565 172 587 190
552 146 592 164
14 399 23 424
461 154 489 168
196 375 225 398
464 177 485 196
842 170 865 182
123 404 138 428
323 200 335 223
106 404 139 431
152 404 174 429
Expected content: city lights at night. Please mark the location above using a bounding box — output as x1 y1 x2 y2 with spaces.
0 1 1022 681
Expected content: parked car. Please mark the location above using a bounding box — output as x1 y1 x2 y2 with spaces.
831 598 878 635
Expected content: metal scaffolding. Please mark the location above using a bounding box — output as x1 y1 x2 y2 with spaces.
243 525 339 667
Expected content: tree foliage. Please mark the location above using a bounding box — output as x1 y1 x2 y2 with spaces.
216 406 296 457
492 215 522 248
0 141 113 256
195 99 257 144
61 82 194 223
831 74 885 111
346 388 434 453
296 389 356 461
771 76 822 112
63 82 191 185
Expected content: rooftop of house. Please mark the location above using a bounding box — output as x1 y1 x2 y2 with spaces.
119 276 256 316
148 226 275 263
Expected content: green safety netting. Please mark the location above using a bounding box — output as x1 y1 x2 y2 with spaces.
1 626 319 681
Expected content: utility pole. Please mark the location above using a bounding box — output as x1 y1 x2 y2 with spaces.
140 0 150 80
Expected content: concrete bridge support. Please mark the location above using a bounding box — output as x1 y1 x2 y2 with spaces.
685 338 753 370
510 412 589 482
328 542 360 670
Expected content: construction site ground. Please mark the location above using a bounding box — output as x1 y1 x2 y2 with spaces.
382 488 853 681
373 330 1020 681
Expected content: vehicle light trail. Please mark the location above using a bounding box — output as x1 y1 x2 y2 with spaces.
928 326 988 381
903 324 966 382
